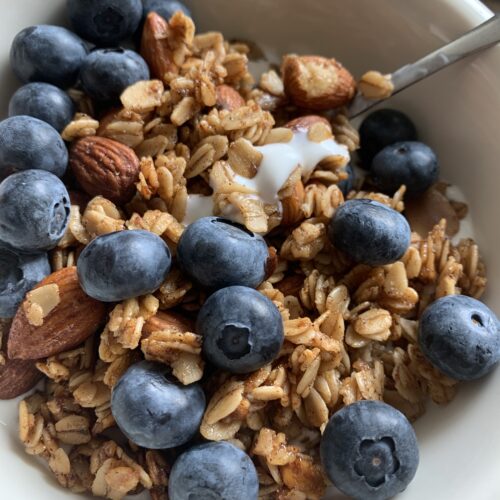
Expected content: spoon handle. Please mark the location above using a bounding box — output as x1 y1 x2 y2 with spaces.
348 14 500 118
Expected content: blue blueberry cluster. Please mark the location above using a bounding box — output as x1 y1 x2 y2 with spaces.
329 199 411 266
111 361 205 449
359 109 438 196
77 230 172 302
321 400 419 500
419 295 500 380
169 441 259 500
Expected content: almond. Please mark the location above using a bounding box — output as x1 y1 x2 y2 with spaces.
285 115 331 133
143 311 195 338
0 320 42 400
281 55 356 110
216 85 246 111
281 179 305 226
69 136 140 205
141 12 178 80
8 267 107 360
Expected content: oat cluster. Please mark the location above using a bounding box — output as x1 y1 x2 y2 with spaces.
9 11 487 500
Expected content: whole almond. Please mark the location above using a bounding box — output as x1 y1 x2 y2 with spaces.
8 267 107 360
69 136 140 204
141 12 178 80
282 55 356 110
216 85 246 111
0 320 42 399
143 311 195 338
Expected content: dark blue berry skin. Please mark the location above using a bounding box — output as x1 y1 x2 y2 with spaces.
67 0 142 46
419 295 500 380
0 170 70 253
10 25 88 89
111 361 205 449
9 83 75 133
177 217 269 290
371 141 439 196
338 163 356 196
197 286 284 374
80 49 150 102
77 230 171 302
359 109 417 168
321 400 419 500
142 0 191 21
328 199 411 266
0 116 68 181
169 441 259 500
0 247 50 318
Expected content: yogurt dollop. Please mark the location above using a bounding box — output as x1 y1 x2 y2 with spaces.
183 131 350 226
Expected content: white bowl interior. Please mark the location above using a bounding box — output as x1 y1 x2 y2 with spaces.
0 0 498 498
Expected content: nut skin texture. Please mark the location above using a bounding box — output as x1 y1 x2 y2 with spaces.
282 55 356 110
419 295 500 380
359 109 418 168
10 25 88 89
197 286 284 374
0 356 43 399
7 267 108 360
328 199 410 266
140 12 178 79
67 0 142 46
177 217 269 290
169 441 259 500
0 115 68 180
371 141 439 197
69 136 140 204
9 83 75 133
111 361 205 449
80 48 150 102
77 230 172 302
321 400 419 500
215 85 246 111
0 170 70 253
0 246 50 318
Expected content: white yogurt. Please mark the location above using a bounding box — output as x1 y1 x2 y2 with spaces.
182 131 350 225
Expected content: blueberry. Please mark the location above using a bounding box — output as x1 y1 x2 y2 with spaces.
67 0 142 46
177 217 269 290
328 199 411 266
359 109 417 168
0 170 70 253
338 163 356 196
80 48 150 102
321 400 419 500
371 141 439 196
197 286 284 374
111 361 205 449
0 247 50 318
10 25 88 88
169 441 259 500
77 230 171 302
419 295 500 380
142 0 191 21
0 116 68 181
9 83 75 133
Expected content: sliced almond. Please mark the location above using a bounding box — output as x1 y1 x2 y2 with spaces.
23 284 60 327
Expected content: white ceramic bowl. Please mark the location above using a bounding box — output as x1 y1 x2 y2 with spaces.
1 0 499 498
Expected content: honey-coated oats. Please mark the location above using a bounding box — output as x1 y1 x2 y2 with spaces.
12 10 489 500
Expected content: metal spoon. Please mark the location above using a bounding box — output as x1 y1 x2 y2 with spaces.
348 14 500 118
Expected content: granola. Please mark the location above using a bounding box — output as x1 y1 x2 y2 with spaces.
0 7 492 500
